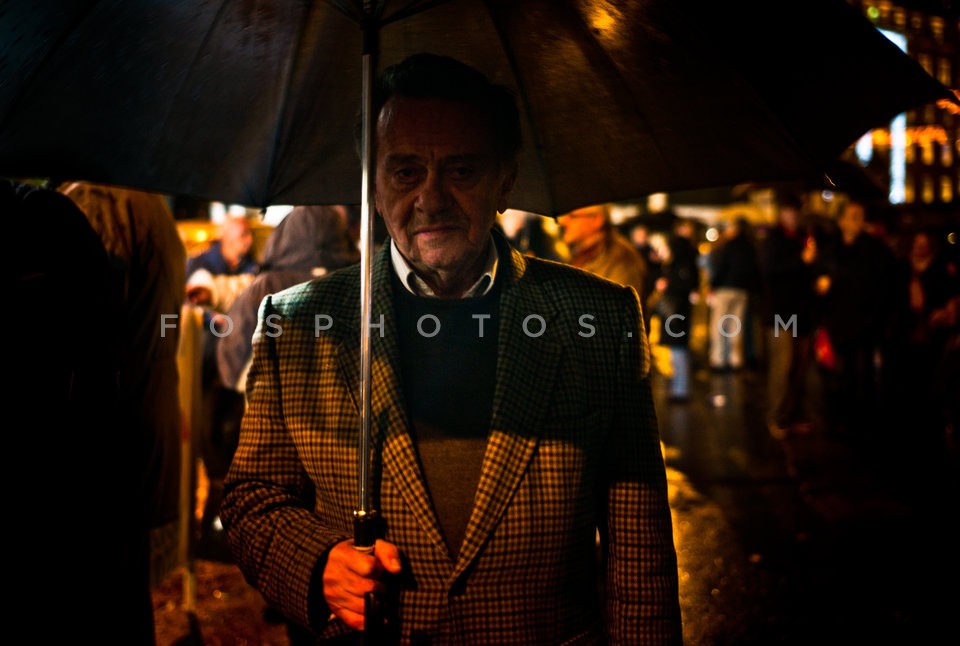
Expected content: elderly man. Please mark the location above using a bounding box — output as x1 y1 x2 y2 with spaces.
221 53 682 644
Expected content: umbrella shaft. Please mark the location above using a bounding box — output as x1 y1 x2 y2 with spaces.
357 48 376 514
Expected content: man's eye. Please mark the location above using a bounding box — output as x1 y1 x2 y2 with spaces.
395 168 420 183
450 166 474 180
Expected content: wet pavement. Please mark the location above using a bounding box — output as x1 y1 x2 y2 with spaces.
154 361 959 645
656 364 958 645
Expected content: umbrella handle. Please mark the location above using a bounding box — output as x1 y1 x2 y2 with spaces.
353 510 395 644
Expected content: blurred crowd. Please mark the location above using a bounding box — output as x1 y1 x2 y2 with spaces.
499 196 960 479
8 175 956 643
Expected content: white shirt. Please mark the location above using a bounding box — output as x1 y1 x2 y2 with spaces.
389 235 498 298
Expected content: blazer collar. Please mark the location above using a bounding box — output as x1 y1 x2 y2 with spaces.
337 233 564 573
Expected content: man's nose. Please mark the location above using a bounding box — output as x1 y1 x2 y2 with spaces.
415 170 452 214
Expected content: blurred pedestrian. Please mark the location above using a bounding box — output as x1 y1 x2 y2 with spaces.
217 204 360 393
706 216 760 372
185 214 260 532
650 217 701 402
59 181 187 554
887 229 959 465
186 214 259 301
8 178 172 645
815 196 897 441
221 52 681 644
498 208 568 262
625 218 664 331
558 202 648 300
759 193 820 438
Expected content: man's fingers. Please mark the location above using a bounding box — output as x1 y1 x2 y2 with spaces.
374 539 403 574
330 603 366 631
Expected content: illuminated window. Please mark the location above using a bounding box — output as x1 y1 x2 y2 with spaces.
941 176 954 202
943 143 953 166
878 1 892 20
911 13 924 31
918 53 933 76
906 141 916 164
939 59 952 87
931 17 944 42
922 176 935 203
894 8 906 28
923 139 935 165
904 173 915 203
925 104 936 123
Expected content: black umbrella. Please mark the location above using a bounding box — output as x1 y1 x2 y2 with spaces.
1 2 951 637
1 0 951 214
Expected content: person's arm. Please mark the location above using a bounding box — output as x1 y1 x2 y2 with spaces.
219 294 350 632
603 287 683 644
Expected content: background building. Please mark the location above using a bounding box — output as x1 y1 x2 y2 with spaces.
846 0 958 209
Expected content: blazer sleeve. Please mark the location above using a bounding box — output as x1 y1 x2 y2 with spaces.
604 286 683 644
219 293 349 631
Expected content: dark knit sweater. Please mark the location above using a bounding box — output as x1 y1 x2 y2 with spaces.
392 275 500 558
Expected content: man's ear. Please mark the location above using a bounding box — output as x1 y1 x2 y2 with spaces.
496 164 518 213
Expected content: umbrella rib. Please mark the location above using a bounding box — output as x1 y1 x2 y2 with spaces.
326 0 366 24
480 2 560 216
556 5 680 200
380 0 456 26
256 3 330 207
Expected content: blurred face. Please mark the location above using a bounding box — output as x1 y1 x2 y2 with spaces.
630 225 649 247
838 201 866 241
222 217 253 262
779 206 799 232
375 96 515 294
557 204 606 246
911 232 933 263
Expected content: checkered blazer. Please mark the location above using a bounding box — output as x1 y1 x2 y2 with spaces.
221 231 682 645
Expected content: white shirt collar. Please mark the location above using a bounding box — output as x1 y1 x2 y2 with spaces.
389 235 498 298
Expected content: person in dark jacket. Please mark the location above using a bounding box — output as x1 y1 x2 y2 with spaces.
217 204 360 393
759 194 820 438
707 216 760 371
8 179 159 644
652 217 701 401
815 197 896 440
886 229 960 463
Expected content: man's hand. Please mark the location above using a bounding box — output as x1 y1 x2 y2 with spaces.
323 539 402 631
186 285 213 306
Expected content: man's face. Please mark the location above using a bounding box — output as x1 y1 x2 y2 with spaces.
557 205 606 246
374 96 515 286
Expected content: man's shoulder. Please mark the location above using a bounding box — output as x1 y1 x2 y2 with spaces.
521 254 635 301
266 263 360 312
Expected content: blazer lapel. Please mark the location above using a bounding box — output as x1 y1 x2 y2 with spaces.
453 242 563 577
336 245 447 553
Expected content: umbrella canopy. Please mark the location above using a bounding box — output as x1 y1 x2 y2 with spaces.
0 0 951 216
